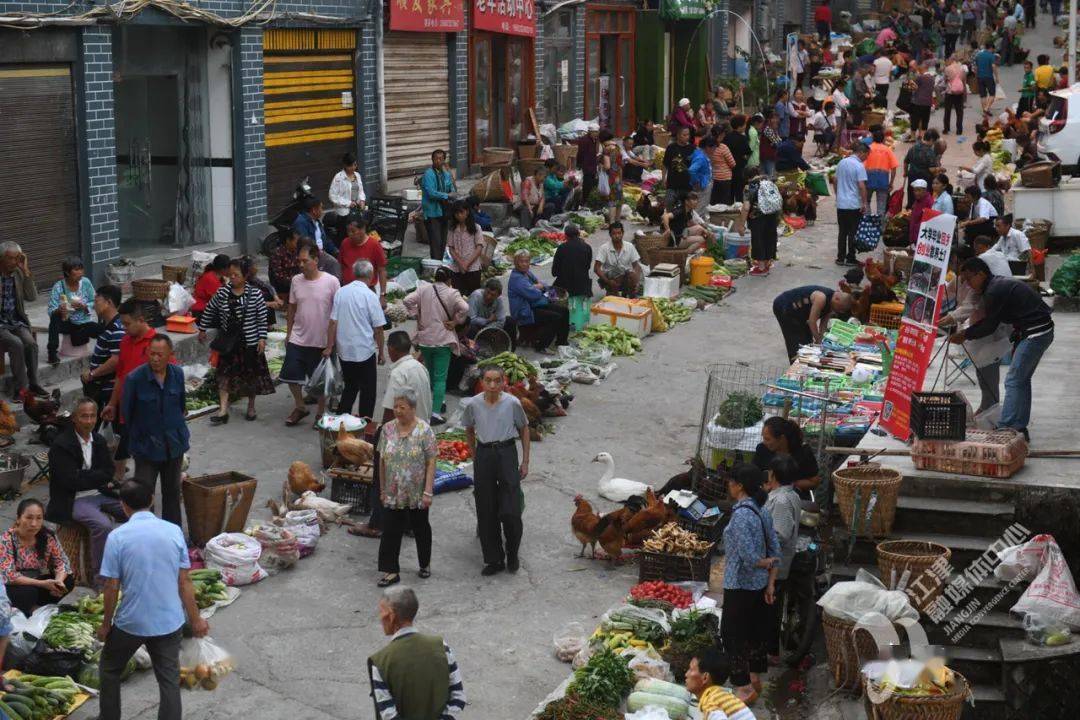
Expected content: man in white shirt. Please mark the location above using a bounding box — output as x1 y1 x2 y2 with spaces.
593 223 643 297
992 215 1032 263
973 235 1015 278
872 50 894 107
326 259 386 418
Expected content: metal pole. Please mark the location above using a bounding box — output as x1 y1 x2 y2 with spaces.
1071 0 1077 86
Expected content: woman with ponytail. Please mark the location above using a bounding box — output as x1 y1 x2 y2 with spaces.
721 465 780 705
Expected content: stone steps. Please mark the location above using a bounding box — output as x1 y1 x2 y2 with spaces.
893 495 1016 537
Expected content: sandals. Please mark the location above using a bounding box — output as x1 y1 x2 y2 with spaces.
418 568 431 579
245 410 257 421
377 573 400 587
285 408 310 426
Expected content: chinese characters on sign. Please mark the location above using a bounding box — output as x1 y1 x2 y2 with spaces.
390 0 464 33
879 212 956 440
473 0 537 37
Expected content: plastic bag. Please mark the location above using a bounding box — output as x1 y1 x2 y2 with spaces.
23 637 84 676
304 356 344 401
253 525 300 574
622 647 672 682
1023 611 1073 646
553 622 586 663
601 604 672 634
204 532 267 586
996 534 1080 628
597 171 611 198
394 268 419 291
10 604 60 639
167 282 195 315
283 509 320 557
179 636 235 691
818 568 919 622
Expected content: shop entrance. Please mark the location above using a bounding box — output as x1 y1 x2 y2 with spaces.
113 26 214 254
470 31 534 163
586 6 635 136
541 9 576 129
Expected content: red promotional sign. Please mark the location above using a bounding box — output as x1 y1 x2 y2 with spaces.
473 0 537 37
390 0 465 32
879 211 957 440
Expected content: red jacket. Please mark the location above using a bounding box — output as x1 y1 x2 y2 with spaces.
815 5 832 24
192 270 222 313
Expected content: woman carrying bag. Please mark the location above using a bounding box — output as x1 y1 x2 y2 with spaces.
197 257 274 424
402 267 469 426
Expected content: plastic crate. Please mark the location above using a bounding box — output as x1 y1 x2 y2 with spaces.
869 302 904 330
638 546 715 583
676 513 724 543
910 391 967 440
911 428 1027 464
328 466 374 514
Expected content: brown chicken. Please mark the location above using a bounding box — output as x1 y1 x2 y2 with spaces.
571 495 603 558
287 461 325 495
20 388 62 425
335 425 374 466
507 385 542 426
0 401 17 437
622 488 677 548
597 511 627 564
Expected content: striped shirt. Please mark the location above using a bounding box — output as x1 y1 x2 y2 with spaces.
89 315 124 397
370 627 466 720
196 283 268 347
700 685 755 720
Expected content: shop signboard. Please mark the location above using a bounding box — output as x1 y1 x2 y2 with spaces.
473 0 537 37
659 0 711 20
879 211 956 440
390 0 465 32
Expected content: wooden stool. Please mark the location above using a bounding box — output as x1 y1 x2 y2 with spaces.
57 524 94 588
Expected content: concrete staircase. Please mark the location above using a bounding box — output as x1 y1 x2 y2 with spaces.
830 469 1028 719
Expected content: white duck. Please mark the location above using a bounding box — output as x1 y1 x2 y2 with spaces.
594 452 651 503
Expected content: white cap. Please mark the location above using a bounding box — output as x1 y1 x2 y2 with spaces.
588 122 599 131
910 179 928 189
679 98 691 107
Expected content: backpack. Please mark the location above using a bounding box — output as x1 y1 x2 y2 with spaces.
756 179 783 216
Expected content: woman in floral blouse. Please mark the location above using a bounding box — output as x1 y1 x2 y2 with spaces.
376 390 438 588
1 499 73 615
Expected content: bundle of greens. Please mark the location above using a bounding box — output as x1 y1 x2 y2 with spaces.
476 352 538 384
505 236 558 259
567 648 634 709
714 391 764 428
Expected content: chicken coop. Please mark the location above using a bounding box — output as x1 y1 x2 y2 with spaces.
692 362 848 495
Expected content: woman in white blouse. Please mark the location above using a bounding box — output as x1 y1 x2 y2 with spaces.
328 152 366 229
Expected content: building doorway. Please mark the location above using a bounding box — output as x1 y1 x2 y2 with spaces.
470 31 534 163
586 6 635 136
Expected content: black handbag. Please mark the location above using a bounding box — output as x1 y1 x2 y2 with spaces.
210 292 243 355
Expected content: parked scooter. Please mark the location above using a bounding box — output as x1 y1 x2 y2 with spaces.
260 178 313 257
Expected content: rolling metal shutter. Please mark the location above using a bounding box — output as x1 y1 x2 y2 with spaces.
263 29 358 213
383 32 451 179
0 65 78 288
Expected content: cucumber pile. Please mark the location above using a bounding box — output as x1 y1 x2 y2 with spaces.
0 675 81 720
191 568 229 609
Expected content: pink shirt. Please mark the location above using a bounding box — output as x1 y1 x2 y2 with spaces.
288 271 340 348
402 281 469 353
446 226 486 273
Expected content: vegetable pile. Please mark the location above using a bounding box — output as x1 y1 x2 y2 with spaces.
642 523 713 557
76 594 105 624
653 297 692 325
567 212 605 234
505 235 558 259
185 371 218 413
179 654 235 691
438 439 472 463
191 568 230 609
680 285 727 305
42 613 95 653
575 326 642 356
629 581 693 609
476 351 538 384
714 390 764 428
566 647 634 709
599 607 669 645
536 695 621 720
0 675 82 720
628 679 693 719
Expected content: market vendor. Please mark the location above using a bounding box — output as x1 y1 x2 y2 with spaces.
908 179 934 246
593 222 642 299
507 250 570 353
752 417 821 496
958 184 998 245
685 649 755 720
467 279 516 346
950 258 1054 442
772 285 854 362
551 224 594 330
0 499 74 615
661 191 710 252
992 215 1031 267
775 138 810 173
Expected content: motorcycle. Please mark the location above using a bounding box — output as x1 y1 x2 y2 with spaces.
260 178 313 257
777 490 830 667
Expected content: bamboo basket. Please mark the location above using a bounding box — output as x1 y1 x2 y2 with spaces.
553 143 576 169
833 464 902 537
518 158 546 178
823 612 885 692
132 278 170 302
876 540 952 614
863 110 886 128
57 524 93 588
517 141 540 159
182 472 258 547
650 248 693 283
863 671 971 720
161 265 188 284
634 232 668 263
653 129 672 147
481 147 515 165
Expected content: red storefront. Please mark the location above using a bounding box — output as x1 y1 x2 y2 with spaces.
469 0 536 163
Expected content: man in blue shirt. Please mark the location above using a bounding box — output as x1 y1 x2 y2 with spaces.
974 42 1000 114
291 196 336 257
121 335 189 527
97 479 208 720
831 140 869 266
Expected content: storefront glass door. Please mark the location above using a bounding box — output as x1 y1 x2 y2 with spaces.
542 10 575 128
585 7 635 136
470 32 534 162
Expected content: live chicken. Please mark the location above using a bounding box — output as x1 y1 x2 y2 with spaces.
334 425 374 466
571 495 603 558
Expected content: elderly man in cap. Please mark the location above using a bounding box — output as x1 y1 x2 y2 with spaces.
369 586 466 720
908 179 934 246
575 122 601 206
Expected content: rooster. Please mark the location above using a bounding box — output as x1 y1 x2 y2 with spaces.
20 388 62 426
596 511 628 564
334 425 374 467
0 401 17 438
656 456 706 497
622 488 677 548
571 495 603 558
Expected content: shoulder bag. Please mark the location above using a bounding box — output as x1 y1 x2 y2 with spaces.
210 291 243 355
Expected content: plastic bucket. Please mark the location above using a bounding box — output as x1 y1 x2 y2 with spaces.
724 232 750 259
689 256 715 286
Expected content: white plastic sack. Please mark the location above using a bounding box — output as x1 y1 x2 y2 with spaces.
204 532 267 586
622 647 672 682
190 250 216 281
818 568 919 623
284 509 320 556
996 534 1080 628
625 707 673 720
167 282 195 315
393 268 419 291
10 605 60 639
303 356 344 401
601 604 672 634
316 413 368 432
704 417 765 453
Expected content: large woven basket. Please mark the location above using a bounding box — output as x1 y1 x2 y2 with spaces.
132 278 170 301
650 248 693 282
863 671 971 720
553 144 576 168
833 464 902 538
876 540 952 614
481 146 515 165
58 524 93 588
182 472 258 547
634 232 667 262
823 612 885 692
161 264 188 284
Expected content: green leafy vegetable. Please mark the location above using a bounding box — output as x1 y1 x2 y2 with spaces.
714 391 764 428
567 647 634 709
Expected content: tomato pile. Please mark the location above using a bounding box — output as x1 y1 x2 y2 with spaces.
537 231 567 243
437 440 472 463
628 581 693 609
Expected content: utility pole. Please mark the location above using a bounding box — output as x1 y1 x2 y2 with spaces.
1071 0 1077 86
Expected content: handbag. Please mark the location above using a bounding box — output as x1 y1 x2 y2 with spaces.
210 292 243 355
855 214 883 252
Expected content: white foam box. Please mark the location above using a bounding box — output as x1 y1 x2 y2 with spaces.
589 296 653 337
643 274 680 299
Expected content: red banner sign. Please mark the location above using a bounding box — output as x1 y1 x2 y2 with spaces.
390 0 465 32
473 0 537 37
879 211 957 440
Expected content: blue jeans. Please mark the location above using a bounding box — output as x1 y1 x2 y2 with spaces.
999 330 1053 432
761 159 776 178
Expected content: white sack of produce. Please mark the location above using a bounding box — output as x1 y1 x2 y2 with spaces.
204 532 267 586
167 282 195 315
284 509 321 556
818 568 919 622
996 534 1080 629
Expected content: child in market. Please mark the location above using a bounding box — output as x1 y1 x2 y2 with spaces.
1018 60 1036 115
685 649 756 720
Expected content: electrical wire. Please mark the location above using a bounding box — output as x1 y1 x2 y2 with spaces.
0 0 358 30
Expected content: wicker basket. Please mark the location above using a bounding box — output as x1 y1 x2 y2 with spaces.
328 465 374 514
863 672 971 720
833 464 902 538
823 612 885 692
650 248 693 282
182 472 258 547
634 232 668 262
161 265 188 284
638 545 715 583
517 141 540 159
518 158 546 178
876 540 952 614
869 302 904 330
58 524 93 588
862 110 886 128
132 278 170 302
553 143 576 169
481 147 515 165
653 129 672 147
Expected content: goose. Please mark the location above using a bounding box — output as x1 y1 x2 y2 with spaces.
594 452 652 503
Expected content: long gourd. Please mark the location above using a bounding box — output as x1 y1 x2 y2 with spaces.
633 678 693 703
626 691 689 719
